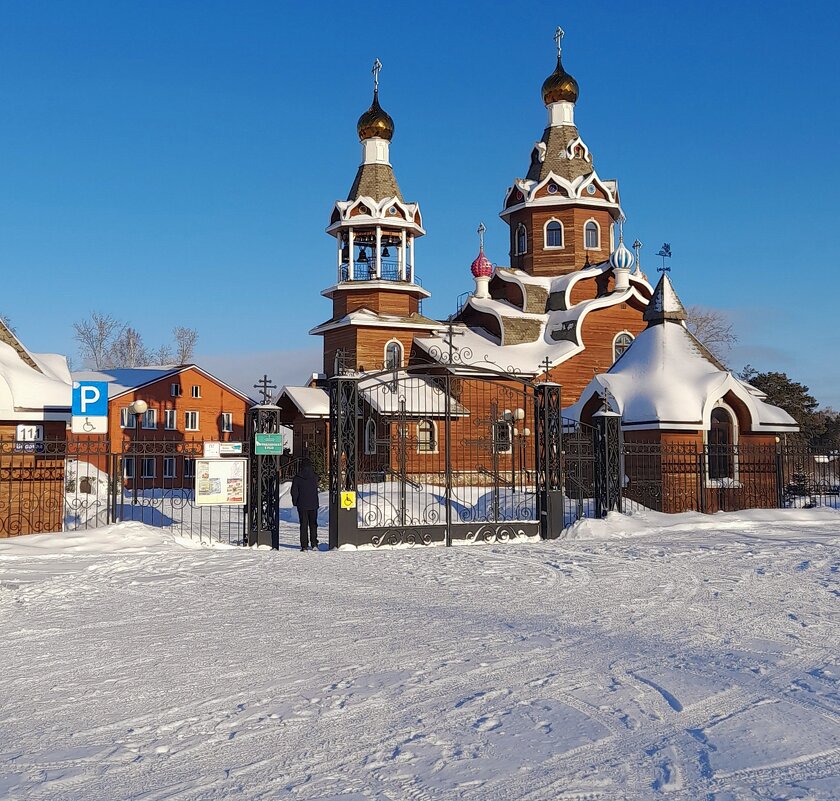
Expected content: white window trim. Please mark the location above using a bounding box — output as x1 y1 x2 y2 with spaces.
142 409 157 429
704 400 740 486
163 457 177 479
384 339 403 370
221 412 233 433
583 218 601 250
170 383 182 397
120 407 136 429
612 330 635 363
184 458 196 479
543 218 565 250
515 223 528 256
416 419 438 454
185 411 200 431
191 385 201 398
141 457 156 479
123 456 135 479
164 409 177 430
364 418 377 455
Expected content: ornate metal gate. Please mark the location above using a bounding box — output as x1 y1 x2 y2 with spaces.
328 366 565 548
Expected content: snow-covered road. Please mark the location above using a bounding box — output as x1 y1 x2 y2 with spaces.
1 509 839 800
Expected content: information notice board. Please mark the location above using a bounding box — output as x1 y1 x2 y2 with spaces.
194 458 248 506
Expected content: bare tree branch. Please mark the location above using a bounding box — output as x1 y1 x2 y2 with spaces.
173 327 198 364
73 312 126 369
108 327 148 368
685 305 738 365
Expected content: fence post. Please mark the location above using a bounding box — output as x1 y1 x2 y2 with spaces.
534 382 562 538
328 374 360 549
593 411 622 517
775 440 785 508
247 404 282 548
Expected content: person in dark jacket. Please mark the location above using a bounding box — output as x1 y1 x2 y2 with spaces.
291 458 320 551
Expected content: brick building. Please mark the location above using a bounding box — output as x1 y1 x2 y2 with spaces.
71 365 254 486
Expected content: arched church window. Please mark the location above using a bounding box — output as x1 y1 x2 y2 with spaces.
708 407 736 480
545 220 564 248
417 419 437 453
584 220 600 249
515 224 527 256
364 418 376 455
613 332 634 362
384 340 403 370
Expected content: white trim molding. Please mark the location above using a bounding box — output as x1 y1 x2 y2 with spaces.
543 217 565 250
583 218 601 250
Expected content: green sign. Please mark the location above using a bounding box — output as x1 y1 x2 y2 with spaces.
254 433 284 455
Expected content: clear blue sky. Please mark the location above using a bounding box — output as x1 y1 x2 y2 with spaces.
1 1 838 405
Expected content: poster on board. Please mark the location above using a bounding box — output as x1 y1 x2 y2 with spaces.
194 458 248 506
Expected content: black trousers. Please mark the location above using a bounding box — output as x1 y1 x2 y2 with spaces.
298 507 318 549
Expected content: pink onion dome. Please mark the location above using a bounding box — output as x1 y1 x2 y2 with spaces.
470 250 493 278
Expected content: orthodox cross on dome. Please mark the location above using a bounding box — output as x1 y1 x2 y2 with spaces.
656 243 672 273
372 58 382 93
633 239 643 271
253 374 277 404
477 221 486 252
554 26 564 56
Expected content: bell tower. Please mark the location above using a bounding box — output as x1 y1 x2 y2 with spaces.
312 60 437 376
500 28 623 276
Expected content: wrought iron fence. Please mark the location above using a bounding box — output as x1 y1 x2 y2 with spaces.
1 438 248 544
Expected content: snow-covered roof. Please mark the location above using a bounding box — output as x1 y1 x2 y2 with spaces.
71 366 255 403
359 372 468 418
0 341 72 419
72 367 179 398
565 304 798 433
278 386 330 419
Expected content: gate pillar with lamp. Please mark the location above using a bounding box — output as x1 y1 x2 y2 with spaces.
593 408 622 517
248 403 283 548
534 382 563 538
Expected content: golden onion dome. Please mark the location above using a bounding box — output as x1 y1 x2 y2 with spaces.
357 90 394 141
541 54 579 105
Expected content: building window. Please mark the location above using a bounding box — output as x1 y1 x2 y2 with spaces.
163 457 176 479
515 224 527 256
584 220 600 249
493 421 512 453
613 332 634 362
170 383 182 397
364 418 376 455
184 458 196 479
141 457 156 479
384 340 403 370
545 220 564 248
142 409 157 429
191 385 201 398
417 419 437 453
120 407 136 428
123 457 135 479
185 411 199 431
164 409 177 430
708 406 736 480
220 413 233 433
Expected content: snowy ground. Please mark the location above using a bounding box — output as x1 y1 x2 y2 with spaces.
1 509 839 800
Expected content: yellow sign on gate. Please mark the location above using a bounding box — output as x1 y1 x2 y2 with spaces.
340 491 356 509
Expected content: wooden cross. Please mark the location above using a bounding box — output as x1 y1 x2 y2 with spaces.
253 374 277 403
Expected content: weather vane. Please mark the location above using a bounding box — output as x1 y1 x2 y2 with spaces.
554 26 564 56
372 58 382 93
657 243 672 273
477 221 486 252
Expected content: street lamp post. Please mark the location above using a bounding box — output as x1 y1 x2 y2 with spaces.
128 399 148 505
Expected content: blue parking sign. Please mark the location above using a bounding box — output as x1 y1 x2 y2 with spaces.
72 381 109 417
